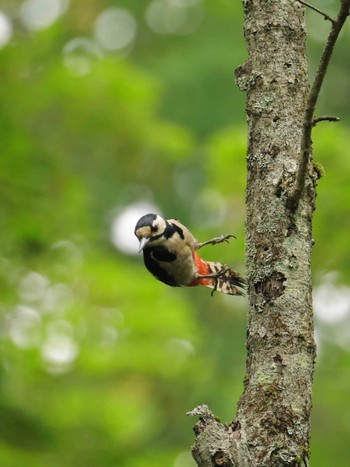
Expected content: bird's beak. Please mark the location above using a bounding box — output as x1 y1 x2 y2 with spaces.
138 236 150 252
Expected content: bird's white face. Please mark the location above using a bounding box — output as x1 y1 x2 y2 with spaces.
134 214 167 251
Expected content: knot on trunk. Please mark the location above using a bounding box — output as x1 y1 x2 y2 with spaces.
254 271 286 301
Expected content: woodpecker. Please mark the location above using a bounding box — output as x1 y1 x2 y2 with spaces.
134 213 245 296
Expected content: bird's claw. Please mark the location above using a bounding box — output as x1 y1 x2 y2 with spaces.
221 234 236 244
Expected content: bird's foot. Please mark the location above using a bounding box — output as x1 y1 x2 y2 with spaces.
196 267 228 296
197 234 236 249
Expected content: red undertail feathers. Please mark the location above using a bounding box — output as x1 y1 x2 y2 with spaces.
192 252 245 296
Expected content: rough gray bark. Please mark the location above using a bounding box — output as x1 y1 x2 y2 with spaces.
188 1 318 466
188 1 350 465
234 1 317 464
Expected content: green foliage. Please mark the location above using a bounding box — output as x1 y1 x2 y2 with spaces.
312 125 350 278
0 1 350 466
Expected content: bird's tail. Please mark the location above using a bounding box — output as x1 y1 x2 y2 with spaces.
193 254 245 296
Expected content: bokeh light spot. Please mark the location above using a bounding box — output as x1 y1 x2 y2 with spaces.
41 320 79 373
0 11 12 48
314 274 350 325
41 283 73 314
19 271 49 302
93 7 137 52
19 0 66 31
168 338 195 363
8 305 41 349
63 37 103 76
146 0 204 36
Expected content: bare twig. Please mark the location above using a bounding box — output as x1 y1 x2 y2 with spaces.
312 115 340 126
287 0 350 211
296 0 336 23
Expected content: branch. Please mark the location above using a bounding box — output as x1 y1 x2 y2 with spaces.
312 115 340 126
296 0 336 23
287 0 350 211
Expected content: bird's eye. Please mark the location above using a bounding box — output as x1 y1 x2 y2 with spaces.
151 224 158 232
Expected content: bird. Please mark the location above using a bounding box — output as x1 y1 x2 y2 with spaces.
134 213 245 296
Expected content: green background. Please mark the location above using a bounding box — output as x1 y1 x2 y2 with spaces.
1 1 350 465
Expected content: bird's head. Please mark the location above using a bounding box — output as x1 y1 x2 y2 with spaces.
134 213 167 252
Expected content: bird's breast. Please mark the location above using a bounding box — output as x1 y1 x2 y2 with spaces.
146 244 196 287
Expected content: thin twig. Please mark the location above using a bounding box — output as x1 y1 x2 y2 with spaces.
312 115 340 126
287 0 350 211
296 0 336 23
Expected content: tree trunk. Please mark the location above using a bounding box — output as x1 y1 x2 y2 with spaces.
188 1 317 466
